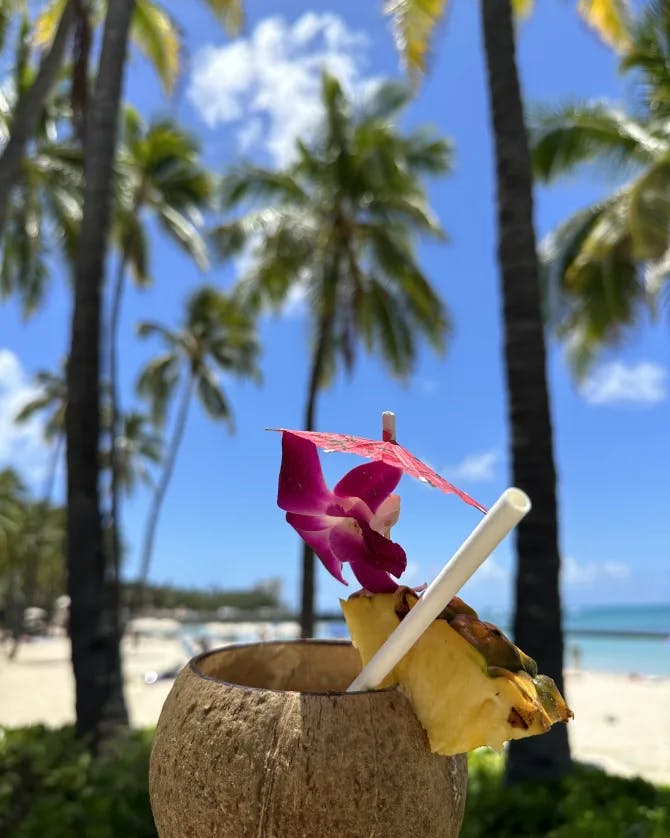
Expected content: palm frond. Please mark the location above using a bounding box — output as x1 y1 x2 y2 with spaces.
195 367 232 425
32 0 68 47
136 351 180 426
359 79 412 121
383 0 449 77
540 191 646 374
577 0 631 53
320 73 350 154
220 167 307 208
628 153 670 259
358 278 416 377
202 0 244 35
157 204 209 270
400 127 453 174
131 0 180 93
531 103 664 182
364 192 445 236
136 320 178 344
361 223 448 349
621 1 670 116
115 208 150 284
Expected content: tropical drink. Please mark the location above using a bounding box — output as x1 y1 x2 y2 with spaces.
149 424 572 837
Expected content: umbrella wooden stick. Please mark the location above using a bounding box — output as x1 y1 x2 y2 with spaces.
346 487 531 692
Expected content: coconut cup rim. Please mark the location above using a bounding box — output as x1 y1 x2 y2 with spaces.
189 638 396 697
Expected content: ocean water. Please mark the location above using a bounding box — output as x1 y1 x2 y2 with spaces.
563 603 670 677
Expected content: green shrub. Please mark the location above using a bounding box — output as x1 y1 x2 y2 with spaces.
0 726 156 837
2 727 669 837
463 748 670 838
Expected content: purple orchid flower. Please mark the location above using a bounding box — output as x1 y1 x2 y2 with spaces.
277 431 406 592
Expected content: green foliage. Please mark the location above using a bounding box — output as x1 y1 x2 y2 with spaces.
2 730 669 838
531 1 670 372
121 580 281 611
0 726 155 837
0 469 66 619
115 108 214 279
462 749 670 838
217 73 451 392
137 286 260 428
130 1 180 94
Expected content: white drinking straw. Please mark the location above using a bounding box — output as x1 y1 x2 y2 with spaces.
346 487 531 692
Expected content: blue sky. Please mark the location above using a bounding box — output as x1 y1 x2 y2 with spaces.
0 0 668 613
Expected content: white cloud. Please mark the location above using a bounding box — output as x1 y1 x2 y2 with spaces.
445 450 498 482
0 349 50 484
561 556 631 587
580 361 666 406
188 13 374 165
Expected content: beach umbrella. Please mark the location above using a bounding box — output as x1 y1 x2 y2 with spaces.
277 411 486 513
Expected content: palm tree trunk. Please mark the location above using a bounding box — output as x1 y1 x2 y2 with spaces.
66 0 134 742
135 372 194 606
109 254 127 617
481 0 571 783
0 1 75 239
299 311 333 638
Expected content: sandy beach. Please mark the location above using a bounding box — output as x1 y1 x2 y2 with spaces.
1 635 668 787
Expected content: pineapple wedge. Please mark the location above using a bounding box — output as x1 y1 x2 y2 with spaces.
341 587 573 755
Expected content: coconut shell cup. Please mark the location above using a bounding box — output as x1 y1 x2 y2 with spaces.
149 640 467 838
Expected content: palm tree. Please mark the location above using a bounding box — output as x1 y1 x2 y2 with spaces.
531 1 669 372
215 73 451 637
66 0 135 741
381 0 630 781
134 287 259 605
107 108 214 604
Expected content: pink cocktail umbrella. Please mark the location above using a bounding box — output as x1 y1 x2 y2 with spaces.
276 411 486 514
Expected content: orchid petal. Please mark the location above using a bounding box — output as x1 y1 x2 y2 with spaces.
360 524 407 577
285 512 331 532
278 432 332 514
329 518 406 578
333 461 402 513
370 494 400 537
349 560 399 593
285 513 348 585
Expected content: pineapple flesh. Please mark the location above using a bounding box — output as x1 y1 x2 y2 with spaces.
341 587 573 756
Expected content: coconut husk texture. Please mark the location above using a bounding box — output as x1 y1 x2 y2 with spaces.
150 640 467 838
